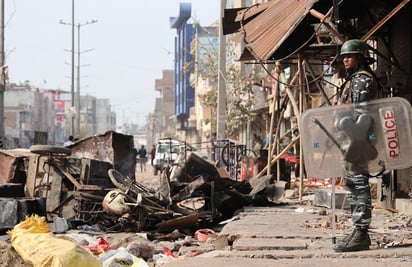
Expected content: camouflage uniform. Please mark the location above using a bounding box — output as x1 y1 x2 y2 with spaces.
339 68 374 230
333 39 377 252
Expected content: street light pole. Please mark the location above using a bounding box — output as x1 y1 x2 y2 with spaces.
217 0 227 141
76 22 80 135
71 0 75 136
76 20 97 134
0 0 5 148
61 1 96 137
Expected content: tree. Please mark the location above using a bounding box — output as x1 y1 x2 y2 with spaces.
193 35 258 138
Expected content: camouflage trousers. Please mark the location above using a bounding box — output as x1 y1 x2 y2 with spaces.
343 172 372 230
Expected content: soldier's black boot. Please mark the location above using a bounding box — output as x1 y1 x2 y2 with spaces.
336 229 371 246
336 229 356 246
334 229 370 252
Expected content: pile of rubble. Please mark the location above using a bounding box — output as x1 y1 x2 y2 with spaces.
0 131 287 266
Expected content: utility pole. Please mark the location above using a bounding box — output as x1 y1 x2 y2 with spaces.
61 0 96 137
76 20 97 134
217 0 227 141
71 0 75 136
0 0 5 148
59 1 75 137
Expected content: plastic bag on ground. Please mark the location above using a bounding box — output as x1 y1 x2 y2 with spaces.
7 215 100 267
101 247 149 267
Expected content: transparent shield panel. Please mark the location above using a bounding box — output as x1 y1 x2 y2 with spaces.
300 97 412 178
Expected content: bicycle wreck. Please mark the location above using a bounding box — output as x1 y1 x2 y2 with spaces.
0 131 286 235
102 151 286 233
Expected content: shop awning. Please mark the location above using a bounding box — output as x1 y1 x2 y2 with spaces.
223 0 410 61
224 0 319 61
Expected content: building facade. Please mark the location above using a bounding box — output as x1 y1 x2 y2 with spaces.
3 81 117 148
152 70 176 145
170 3 196 142
4 82 58 147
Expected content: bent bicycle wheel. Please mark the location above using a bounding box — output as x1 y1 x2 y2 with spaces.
221 144 244 166
221 143 233 166
108 169 139 197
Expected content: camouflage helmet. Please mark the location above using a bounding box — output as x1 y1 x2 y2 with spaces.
340 39 370 59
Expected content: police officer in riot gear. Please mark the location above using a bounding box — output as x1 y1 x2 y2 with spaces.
334 39 377 252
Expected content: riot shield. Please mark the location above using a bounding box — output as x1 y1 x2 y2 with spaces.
300 97 412 179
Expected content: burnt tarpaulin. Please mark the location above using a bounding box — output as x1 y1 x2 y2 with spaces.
67 131 136 179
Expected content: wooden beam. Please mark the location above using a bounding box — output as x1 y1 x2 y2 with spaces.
309 9 345 43
266 65 280 176
362 0 410 41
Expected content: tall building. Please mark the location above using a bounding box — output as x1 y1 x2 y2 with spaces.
152 70 175 144
95 98 116 135
4 82 57 148
190 23 219 149
170 3 195 141
79 94 97 136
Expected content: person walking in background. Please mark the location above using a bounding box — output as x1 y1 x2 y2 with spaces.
292 128 301 178
150 144 156 166
138 145 147 172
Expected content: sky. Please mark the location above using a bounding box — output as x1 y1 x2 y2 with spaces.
4 0 219 126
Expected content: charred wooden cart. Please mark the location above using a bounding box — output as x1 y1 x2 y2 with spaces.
26 145 115 225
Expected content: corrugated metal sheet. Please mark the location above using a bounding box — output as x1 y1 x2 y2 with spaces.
234 1 275 22
223 1 276 35
232 0 319 61
223 8 245 35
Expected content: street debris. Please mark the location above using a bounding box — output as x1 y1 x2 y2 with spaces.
1 131 412 266
0 131 288 266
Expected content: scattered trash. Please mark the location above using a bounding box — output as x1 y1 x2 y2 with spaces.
194 228 216 242
162 247 178 258
219 215 240 225
100 247 149 267
295 207 305 213
83 237 111 255
53 216 69 234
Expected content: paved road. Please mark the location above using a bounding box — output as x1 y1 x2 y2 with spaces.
159 204 412 267
135 166 412 266
135 162 160 188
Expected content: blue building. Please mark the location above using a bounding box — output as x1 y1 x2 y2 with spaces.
170 3 195 130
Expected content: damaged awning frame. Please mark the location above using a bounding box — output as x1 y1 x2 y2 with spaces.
224 0 410 62
225 0 319 61
223 0 411 200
